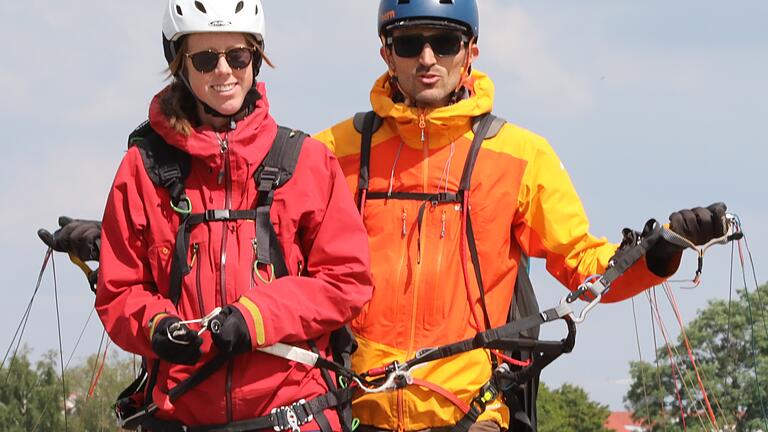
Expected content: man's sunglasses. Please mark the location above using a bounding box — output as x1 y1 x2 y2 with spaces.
185 47 256 73
387 32 468 58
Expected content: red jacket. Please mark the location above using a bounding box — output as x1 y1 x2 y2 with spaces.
95 83 373 428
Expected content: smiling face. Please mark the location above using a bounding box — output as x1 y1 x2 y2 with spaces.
382 27 478 109
184 32 254 124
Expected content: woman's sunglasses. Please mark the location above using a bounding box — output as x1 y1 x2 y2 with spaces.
387 32 468 58
185 47 256 73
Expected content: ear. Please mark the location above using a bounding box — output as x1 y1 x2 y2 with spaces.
380 45 396 76
469 44 479 63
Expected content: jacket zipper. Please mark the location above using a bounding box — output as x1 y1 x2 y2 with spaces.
191 243 205 317
217 130 234 423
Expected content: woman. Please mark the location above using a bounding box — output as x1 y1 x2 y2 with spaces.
95 0 373 430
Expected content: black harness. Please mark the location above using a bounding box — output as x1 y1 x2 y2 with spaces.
353 111 561 432
115 121 357 432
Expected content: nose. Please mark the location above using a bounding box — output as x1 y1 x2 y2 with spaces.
418 43 438 67
214 53 232 74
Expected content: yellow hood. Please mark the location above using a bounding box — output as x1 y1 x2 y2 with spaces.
369 69 495 149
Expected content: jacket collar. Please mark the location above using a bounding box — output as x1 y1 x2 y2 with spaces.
148 81 278 168
369 69 495 149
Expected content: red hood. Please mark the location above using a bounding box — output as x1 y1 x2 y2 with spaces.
148 81 278 169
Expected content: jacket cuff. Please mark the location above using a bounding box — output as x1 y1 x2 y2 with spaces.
147 312 171 342
234 297 266 349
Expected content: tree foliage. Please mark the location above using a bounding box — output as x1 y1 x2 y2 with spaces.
624 283 768 431
0 346 138 432
538 382 612 432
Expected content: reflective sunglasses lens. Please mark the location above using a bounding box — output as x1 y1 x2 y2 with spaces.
392 35 426 58
225 47 253 70
429 33 463 56
190 51 220 73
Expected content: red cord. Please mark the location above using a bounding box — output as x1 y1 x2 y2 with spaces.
88 340 110 398
665 285 718 428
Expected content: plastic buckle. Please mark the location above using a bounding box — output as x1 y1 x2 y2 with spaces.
205 209 230 221
272 399 312 432
259 167 281 189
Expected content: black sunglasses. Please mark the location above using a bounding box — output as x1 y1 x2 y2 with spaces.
185 47 255 73
387 32 468 58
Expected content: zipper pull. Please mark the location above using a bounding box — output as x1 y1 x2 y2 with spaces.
418 111 426 144
217 133 229 184
189 243 199 267
441 211 447 239
401 209 408 237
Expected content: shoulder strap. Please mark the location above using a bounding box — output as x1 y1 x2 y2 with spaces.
355 111 380 209
253 126 308 279
458 113 505 332
128 120 192 213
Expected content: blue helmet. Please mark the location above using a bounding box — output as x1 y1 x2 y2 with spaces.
378 0 479 38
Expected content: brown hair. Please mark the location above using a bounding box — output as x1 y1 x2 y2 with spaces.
160 34 274 136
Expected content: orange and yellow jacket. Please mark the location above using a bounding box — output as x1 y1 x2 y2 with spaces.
315 70 671 431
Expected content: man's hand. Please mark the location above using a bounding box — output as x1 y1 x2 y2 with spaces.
646 202 728 276
668 202 727 245
38 216 102 262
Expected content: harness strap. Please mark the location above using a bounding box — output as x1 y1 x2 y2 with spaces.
132 388 355 432
255 127 307 278
407 304 572 370
356 111 376 209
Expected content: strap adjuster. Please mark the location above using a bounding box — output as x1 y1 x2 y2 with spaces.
271 399 313 432
259 167 282 189
204 209 230 221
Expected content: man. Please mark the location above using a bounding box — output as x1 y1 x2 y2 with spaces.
41 1 728 431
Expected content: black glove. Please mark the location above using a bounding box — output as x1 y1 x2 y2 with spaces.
210 306 252 355
646 202 727 276
37 216 102 262
151 315 203 365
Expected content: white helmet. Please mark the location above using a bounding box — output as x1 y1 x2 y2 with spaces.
162 0 266 66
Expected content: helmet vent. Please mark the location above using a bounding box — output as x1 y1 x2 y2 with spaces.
175 5 183 15
254 3 259 15
194 1 207 13
397 0 410 4
439 0 454 3
235 1 244 13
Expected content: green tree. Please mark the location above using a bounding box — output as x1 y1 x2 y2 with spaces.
625 283 768 431
65 352 139 431
0 347 65 431
538 382 612 432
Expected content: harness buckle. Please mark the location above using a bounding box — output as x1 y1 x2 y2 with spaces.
205 209 231 221
259 167 281 189
271 399 313 432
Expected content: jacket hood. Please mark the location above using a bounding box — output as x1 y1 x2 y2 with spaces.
369 69 494 149
148 81 278 168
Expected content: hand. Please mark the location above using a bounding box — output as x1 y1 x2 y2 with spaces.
209 306 251 355
37 216 102 262
150 315 203 365
668 202 727 246
646 202 728 276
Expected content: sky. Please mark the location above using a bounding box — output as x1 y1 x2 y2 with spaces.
1 0 766 411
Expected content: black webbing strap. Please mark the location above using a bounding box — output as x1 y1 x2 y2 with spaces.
357 111 376 209
128 121 191 213
254 127 307 279
459 113 498 333
406 304 571 369
132 387 355 432
451 319 576 432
